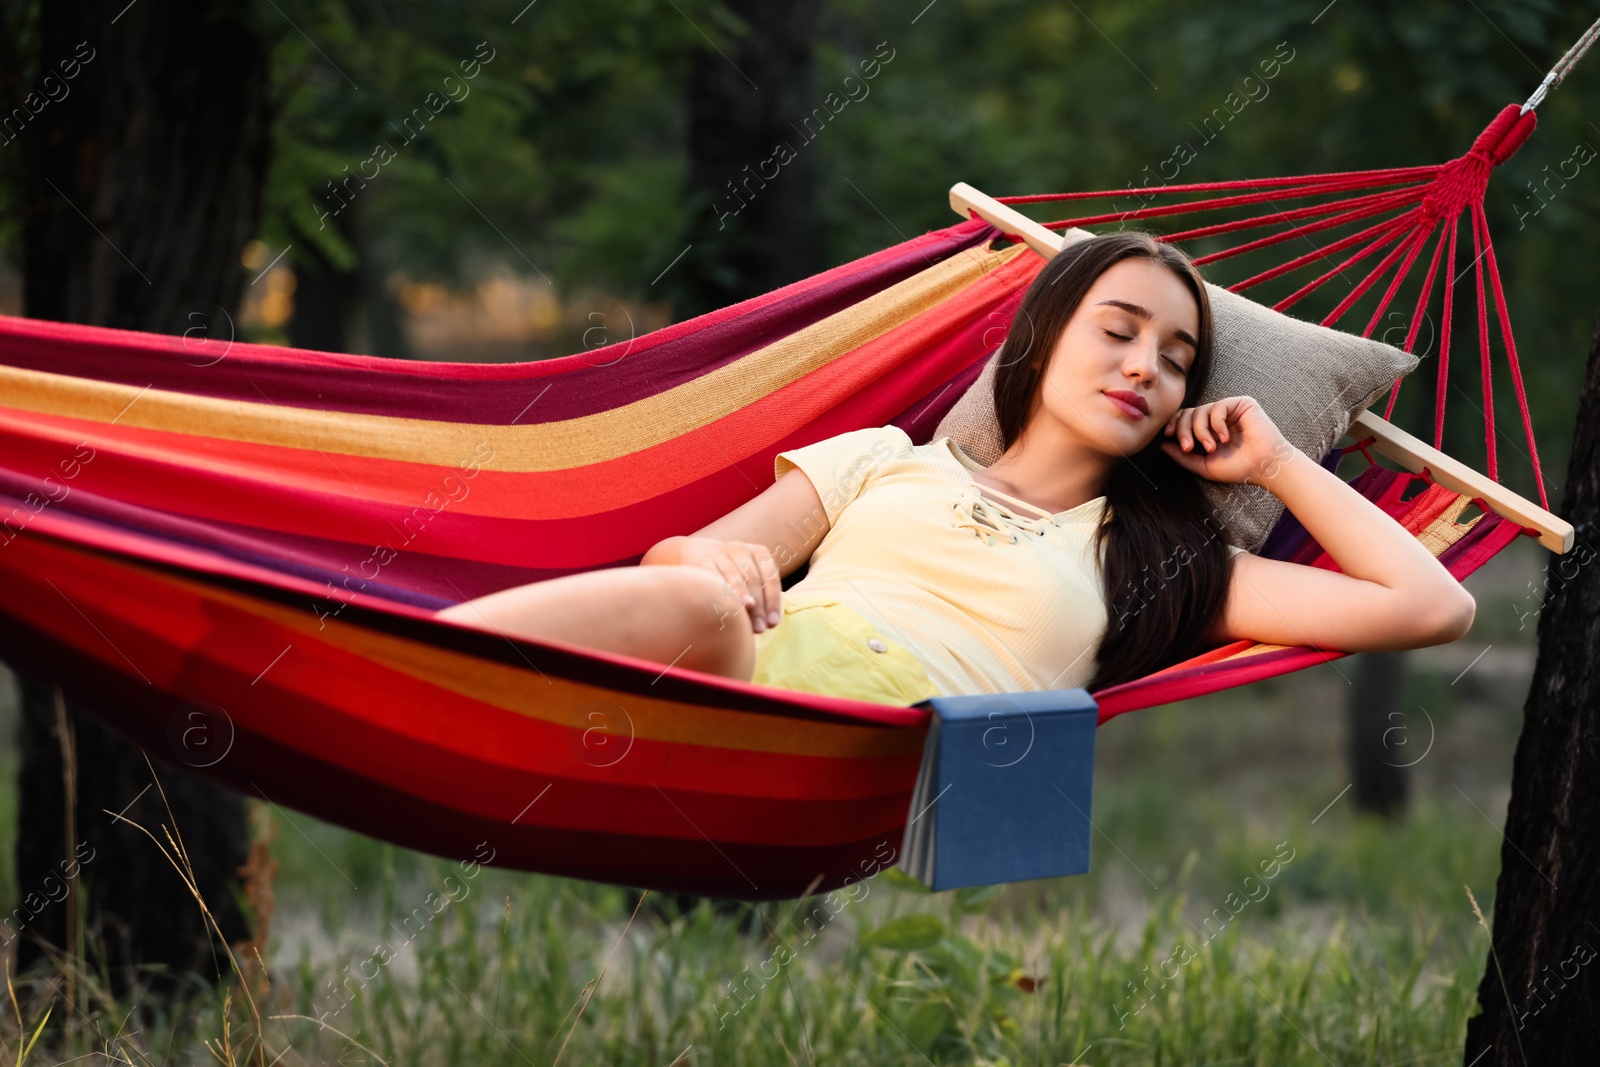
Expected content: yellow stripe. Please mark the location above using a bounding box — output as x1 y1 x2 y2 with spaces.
0 244 1024 474
1218 642 1299 659
1416 493 1480 557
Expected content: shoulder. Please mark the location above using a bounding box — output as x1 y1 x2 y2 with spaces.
844 424 916 454
844 424 915 453
773 425 922 522
780 424 916 466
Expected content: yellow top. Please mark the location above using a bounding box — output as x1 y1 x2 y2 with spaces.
775 425 1244 696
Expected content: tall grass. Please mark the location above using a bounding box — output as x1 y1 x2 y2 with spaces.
0 796 1497 1065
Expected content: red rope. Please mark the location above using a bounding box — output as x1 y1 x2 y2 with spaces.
1269 217 1412 313
1360 225 1433 338
1037 174 1432 230
995 103 1546 513
1321 225 1427 329
1217 191 1422 281
1469 202 1496 481
1339 433 1380 466
1477 203 1550 510
1434 214 1460 453
1379 224 1451 423
995 164 1444 203
1163 186 1425 248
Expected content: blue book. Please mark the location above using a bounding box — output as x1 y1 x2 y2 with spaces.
901 688 1100 891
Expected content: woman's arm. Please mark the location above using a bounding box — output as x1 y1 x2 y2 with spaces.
639 467 833 630
1164 397 1476 653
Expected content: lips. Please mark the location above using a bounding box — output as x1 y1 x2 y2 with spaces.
1104 390 1149 417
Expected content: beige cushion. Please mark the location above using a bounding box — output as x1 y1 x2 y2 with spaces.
932 241 1420 552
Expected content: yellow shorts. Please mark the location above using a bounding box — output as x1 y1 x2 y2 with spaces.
750 593 940 707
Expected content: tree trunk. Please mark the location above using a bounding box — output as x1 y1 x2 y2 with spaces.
674 0 823 319
287 219 361 355
7 0 272 1000
288 197 414 359
1461 311 1600 1061
1347 650 1410 816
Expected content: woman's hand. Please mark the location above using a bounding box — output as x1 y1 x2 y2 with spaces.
1159 396 1296 487
670 536 783 632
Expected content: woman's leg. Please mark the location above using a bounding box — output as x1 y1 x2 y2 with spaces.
434 565 757 681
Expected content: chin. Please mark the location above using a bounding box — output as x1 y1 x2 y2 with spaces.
1096 406 1154 436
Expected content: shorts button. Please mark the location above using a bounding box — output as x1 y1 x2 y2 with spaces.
866 638 888 653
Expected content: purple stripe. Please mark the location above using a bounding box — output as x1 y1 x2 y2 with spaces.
0 473 456 609
1437 510 1516 574
1256 444 1348 560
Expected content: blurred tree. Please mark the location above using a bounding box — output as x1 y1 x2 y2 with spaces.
672 0 824 318
0 0 268 1000
286 196 366 352
256 0 713 357
1347 651 1411 816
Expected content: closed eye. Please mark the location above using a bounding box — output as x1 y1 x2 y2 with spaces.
1105 324 1188 373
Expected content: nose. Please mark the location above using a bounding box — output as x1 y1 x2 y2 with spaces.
1123 339 1161 384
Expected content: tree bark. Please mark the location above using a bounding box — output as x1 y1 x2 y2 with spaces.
1462 311 1600 1061
6 0 271 1000
674 0 823 319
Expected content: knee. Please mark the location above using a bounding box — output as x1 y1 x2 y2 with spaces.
662 565 752 636
653 566 756 679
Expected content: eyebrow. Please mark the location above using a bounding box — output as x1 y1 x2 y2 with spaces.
1095 299 1198 352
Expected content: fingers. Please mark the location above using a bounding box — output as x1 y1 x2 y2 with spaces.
1175 405 1213 451
1172 408 1190 449
1167 398 1254 452
1210 401 1230 445
753 545 782 629
710 559 755 627
715 543 781 631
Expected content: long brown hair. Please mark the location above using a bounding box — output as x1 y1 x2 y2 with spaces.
992 232 1233 691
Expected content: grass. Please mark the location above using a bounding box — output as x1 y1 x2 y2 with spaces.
0 547 1540 1065
0 803 1496 1066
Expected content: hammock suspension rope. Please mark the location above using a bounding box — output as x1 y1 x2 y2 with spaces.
996 18 1600 513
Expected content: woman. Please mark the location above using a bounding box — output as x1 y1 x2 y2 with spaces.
436 233 1475 704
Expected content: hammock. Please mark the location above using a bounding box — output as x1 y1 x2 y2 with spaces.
0 97 1578 898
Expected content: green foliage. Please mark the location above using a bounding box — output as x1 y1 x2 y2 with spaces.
249 0 716 295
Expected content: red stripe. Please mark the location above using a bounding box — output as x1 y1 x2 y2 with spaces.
0 604 905 898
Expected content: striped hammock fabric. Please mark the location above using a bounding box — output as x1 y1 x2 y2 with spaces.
0 217 1534 899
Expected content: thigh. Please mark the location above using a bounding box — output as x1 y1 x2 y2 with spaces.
435 564 757 679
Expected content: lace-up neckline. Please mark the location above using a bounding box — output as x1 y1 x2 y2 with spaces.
940 438 1107 546
952 485 1059 545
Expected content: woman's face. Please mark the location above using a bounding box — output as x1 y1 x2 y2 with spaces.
1029 256 1200 457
